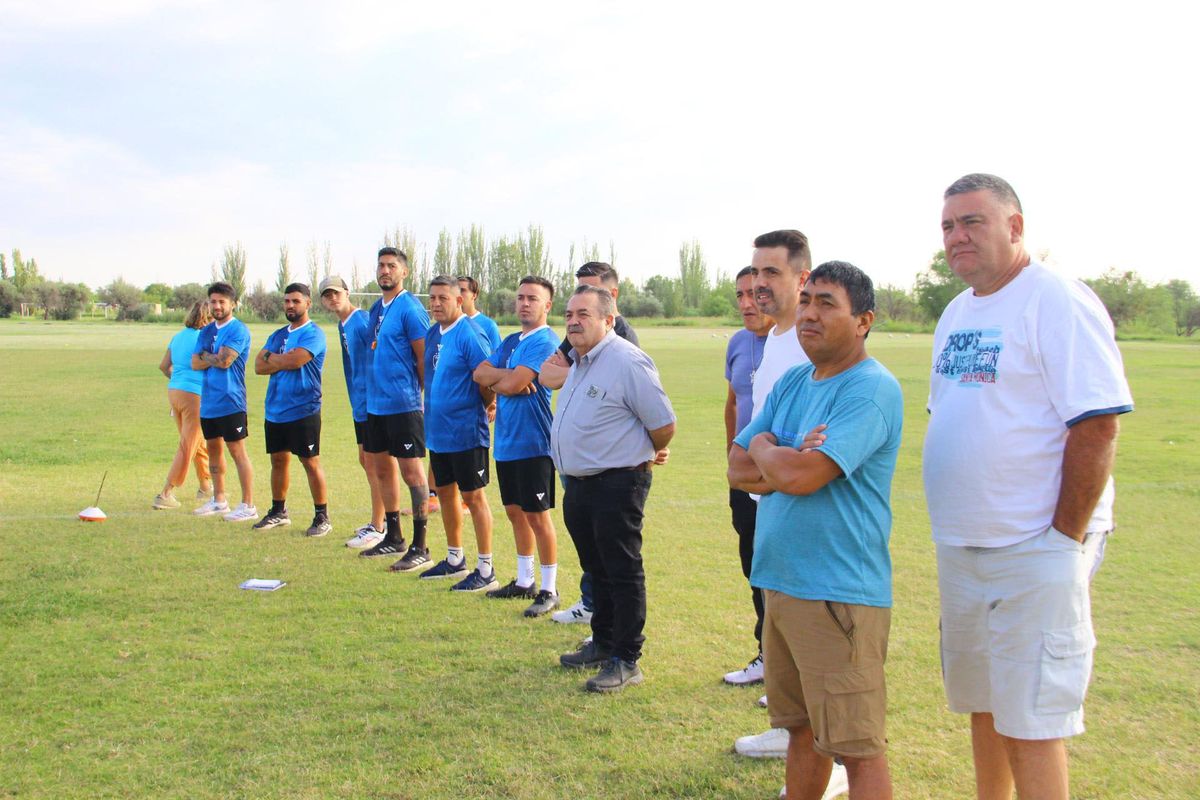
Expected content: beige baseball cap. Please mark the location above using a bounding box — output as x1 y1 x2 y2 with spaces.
318 276 349 295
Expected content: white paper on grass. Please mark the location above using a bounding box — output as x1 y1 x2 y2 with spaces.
239 579 286 591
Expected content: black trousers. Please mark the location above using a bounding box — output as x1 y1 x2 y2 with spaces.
563 470 652 663
730 488 764 650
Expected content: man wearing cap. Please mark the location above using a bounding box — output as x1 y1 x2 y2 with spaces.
552 285 675 693
252 282 331 536
319 276 387 548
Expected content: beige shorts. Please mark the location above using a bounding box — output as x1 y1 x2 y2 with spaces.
762 590 891 759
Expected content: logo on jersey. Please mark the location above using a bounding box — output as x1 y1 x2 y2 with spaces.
934 327 1002 387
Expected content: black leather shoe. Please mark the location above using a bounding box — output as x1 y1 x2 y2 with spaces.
585 658 644 693
559 639 612 669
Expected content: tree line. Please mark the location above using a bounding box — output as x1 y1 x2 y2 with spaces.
1 236 1197 338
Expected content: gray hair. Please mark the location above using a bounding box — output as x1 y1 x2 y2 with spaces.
428 274 460 293
573 284 615 318
944 173 1023 213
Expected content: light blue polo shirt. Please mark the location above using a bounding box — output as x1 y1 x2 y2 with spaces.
735 358 903 608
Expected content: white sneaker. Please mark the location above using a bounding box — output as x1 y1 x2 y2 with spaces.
734 727 788 759
193 498 230 516
345 523 385 549
779 762 849 799
758 694 769 708
724 653 764 685
222 503 258 523
551 599 593 624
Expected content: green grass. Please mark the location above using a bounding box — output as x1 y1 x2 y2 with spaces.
0 319 1197 799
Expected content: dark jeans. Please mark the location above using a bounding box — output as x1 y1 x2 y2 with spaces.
730 488 764 650
563 469 652 663
579 572 593 612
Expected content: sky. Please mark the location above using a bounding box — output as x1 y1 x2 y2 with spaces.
2 1 1197 293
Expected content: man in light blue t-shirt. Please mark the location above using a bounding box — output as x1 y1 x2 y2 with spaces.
729 262 902 800
474 275 562 618
252 283 329 538
191 281 257 523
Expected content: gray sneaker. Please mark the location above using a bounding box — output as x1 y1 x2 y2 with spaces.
559 639 612 669
586 658 644 693
523 590 560 618
153 493 181 510
306 515 332 537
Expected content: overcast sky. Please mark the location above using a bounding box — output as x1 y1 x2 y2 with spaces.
2 1 1196 292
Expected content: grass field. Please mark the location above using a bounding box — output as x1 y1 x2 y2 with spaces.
1 319 1197 799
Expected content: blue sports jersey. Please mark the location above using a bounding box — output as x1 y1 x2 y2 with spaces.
424 316 490 453
338 309 371 422
490 325 559 461
367 291 430 415
468 312 502 353
194 318 251 418
734 359 903 608
263 320 326 423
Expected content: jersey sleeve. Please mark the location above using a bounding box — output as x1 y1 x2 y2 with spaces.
460 322 491 367
300 324 326 358
817 396 892 479
227 323 251 355
516 332 558 372
725 336 736 382
623 353 676 432
193 327 212 355
402 300 431 343
1036 280 1134 426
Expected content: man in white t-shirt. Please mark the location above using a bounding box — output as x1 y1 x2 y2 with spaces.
750 230 812 420
924 174 1133 800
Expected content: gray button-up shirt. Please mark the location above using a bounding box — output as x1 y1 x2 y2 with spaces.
551 330 676 478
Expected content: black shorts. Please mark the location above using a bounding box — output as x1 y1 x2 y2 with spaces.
354 419 367 446
265 413 321 457
364 411 426 458
201 411 249 443
496 456 555 512
430 447 490 492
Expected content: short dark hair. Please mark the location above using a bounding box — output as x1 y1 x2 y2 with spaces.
283 282 310 297
753 230 812 273
736 265 754 280
429 274 459 292
575 261 618 287
572 284 615 317
456 275 479 296
944 173 1023 213
207 282 236 301
807 261 875 316
377 246 409 266
519 275 555 299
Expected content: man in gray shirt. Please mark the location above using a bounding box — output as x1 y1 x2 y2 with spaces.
550 285 675 693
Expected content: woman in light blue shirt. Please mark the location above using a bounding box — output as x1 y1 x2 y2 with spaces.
153 302 213 509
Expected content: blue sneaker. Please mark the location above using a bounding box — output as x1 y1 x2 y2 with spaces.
450 568 500 593
419 558 469 580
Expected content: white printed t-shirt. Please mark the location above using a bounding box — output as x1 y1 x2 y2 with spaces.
923 261 1134 548
751 324 811 418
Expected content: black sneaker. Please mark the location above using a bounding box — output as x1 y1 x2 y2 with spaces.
559 639 612 669
359 536 407 558
486 579 536 600
419 558 469 580
586 657 643 693
252 509 290 530
305 515 332 537
389 546 431 573
523 589 560 617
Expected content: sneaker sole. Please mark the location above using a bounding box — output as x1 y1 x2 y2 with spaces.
420 570 469 580
306 529 330 537
224 515 259 523
253 520 291 530
524 602 560 618
559 656 611 670
586 672 644 693
193 508 229 517
389 559 431 573
723 674 765 686
451 579 500 593
152 503 180 511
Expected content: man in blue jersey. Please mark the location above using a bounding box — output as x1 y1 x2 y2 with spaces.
319 276 387 549
457 275 502 353
473 275 562 617
251 283 330 537
191 282 257 522
729 262 902 800
723 266 775 687
360 247 433 565
413 275 499 590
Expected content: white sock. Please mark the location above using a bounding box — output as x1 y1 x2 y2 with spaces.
540 563 558 595
447 546 464 566
516 555 535 587
477 553 493 578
